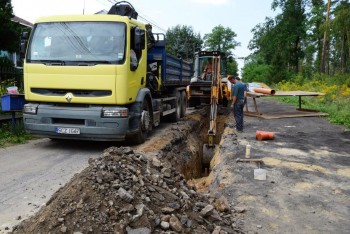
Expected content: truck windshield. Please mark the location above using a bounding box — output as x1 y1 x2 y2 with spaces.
27 22 126 65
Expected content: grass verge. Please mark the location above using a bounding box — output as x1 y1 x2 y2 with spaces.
0 120 35 147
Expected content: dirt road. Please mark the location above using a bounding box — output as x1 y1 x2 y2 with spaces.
206 98 350 234
0 139 107 232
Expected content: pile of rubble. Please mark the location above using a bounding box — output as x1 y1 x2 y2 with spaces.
12 146 243 233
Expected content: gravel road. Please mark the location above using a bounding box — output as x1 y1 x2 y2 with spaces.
0 139 106 232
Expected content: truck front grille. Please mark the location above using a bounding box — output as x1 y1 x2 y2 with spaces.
52 118 85 125
31 88 111 97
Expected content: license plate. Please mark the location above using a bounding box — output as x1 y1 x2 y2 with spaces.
55 127 80 135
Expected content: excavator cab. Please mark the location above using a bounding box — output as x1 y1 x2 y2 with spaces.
187 51 229 107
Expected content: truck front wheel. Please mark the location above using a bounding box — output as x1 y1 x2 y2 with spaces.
133 100 152 144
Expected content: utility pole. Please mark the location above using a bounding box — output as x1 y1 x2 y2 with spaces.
320 0 331 73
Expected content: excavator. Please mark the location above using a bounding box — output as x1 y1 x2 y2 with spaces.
186 51 232 165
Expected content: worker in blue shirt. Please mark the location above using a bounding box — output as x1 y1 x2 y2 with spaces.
236 77 249 106
228 75 245 132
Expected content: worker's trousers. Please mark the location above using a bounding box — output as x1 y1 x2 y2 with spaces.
233 99 244 131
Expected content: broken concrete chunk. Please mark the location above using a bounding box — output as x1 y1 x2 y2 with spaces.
199 204 214 217
118 187 134 202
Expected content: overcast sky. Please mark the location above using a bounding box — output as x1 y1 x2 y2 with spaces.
11 0 278 73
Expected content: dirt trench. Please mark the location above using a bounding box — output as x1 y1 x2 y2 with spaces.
11 106 242 234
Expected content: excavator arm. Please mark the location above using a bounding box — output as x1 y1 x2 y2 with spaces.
203 55 222 164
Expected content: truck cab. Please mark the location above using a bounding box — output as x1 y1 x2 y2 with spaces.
21 2 192 143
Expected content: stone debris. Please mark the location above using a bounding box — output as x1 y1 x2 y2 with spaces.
12 146 243 234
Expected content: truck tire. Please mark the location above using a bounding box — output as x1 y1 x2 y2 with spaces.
180 91 187 117
133 99 152 144
169 91 181 122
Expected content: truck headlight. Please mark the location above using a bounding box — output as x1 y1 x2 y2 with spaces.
23 104 38 115
102 108 128 118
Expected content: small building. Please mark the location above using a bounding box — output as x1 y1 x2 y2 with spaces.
0 16 33 67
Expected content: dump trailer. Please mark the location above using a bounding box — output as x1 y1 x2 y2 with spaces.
20 1 192 143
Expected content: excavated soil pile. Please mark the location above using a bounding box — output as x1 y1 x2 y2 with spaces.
12 146 242 234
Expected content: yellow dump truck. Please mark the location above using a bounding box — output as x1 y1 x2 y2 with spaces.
20 2 192 143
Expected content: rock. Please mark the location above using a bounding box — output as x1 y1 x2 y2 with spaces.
212 225 221 234
169 216 183 232
180 191 190 200
210 209 222 221
126 226 151 234
132 204 145 221
161 168 172 178
118 187 134 202
161 215 171 222
200 204 214 217
152 158 161 168
160 221 170 230
60 225 67 233
233 206 246 213
213 196 230 212
161 207 175 214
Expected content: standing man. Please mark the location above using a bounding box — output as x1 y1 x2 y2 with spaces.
228 75 245 132
236 77 249 106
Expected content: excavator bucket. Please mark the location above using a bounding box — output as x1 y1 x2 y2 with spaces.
202 143 217 165
202 133 216 165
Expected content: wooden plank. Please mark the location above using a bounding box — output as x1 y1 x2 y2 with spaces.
247 111 329 119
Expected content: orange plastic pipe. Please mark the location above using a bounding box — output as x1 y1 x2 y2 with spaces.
253 88 276 95
256 131 275 140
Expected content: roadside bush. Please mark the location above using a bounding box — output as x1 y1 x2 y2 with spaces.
274 73 350 128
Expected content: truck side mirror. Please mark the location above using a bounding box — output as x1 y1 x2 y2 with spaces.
134 27 145 51
20 32 29 59
21 31 29 40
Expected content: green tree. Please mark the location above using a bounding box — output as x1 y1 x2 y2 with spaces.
166 25 202 61
203 25 240 57
248 0 307 82
242 55 272 83
330 0 350 73
272 0 307 74
203 25 240 76
303 0 325 77
0 0 21 53
226 58 238 77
